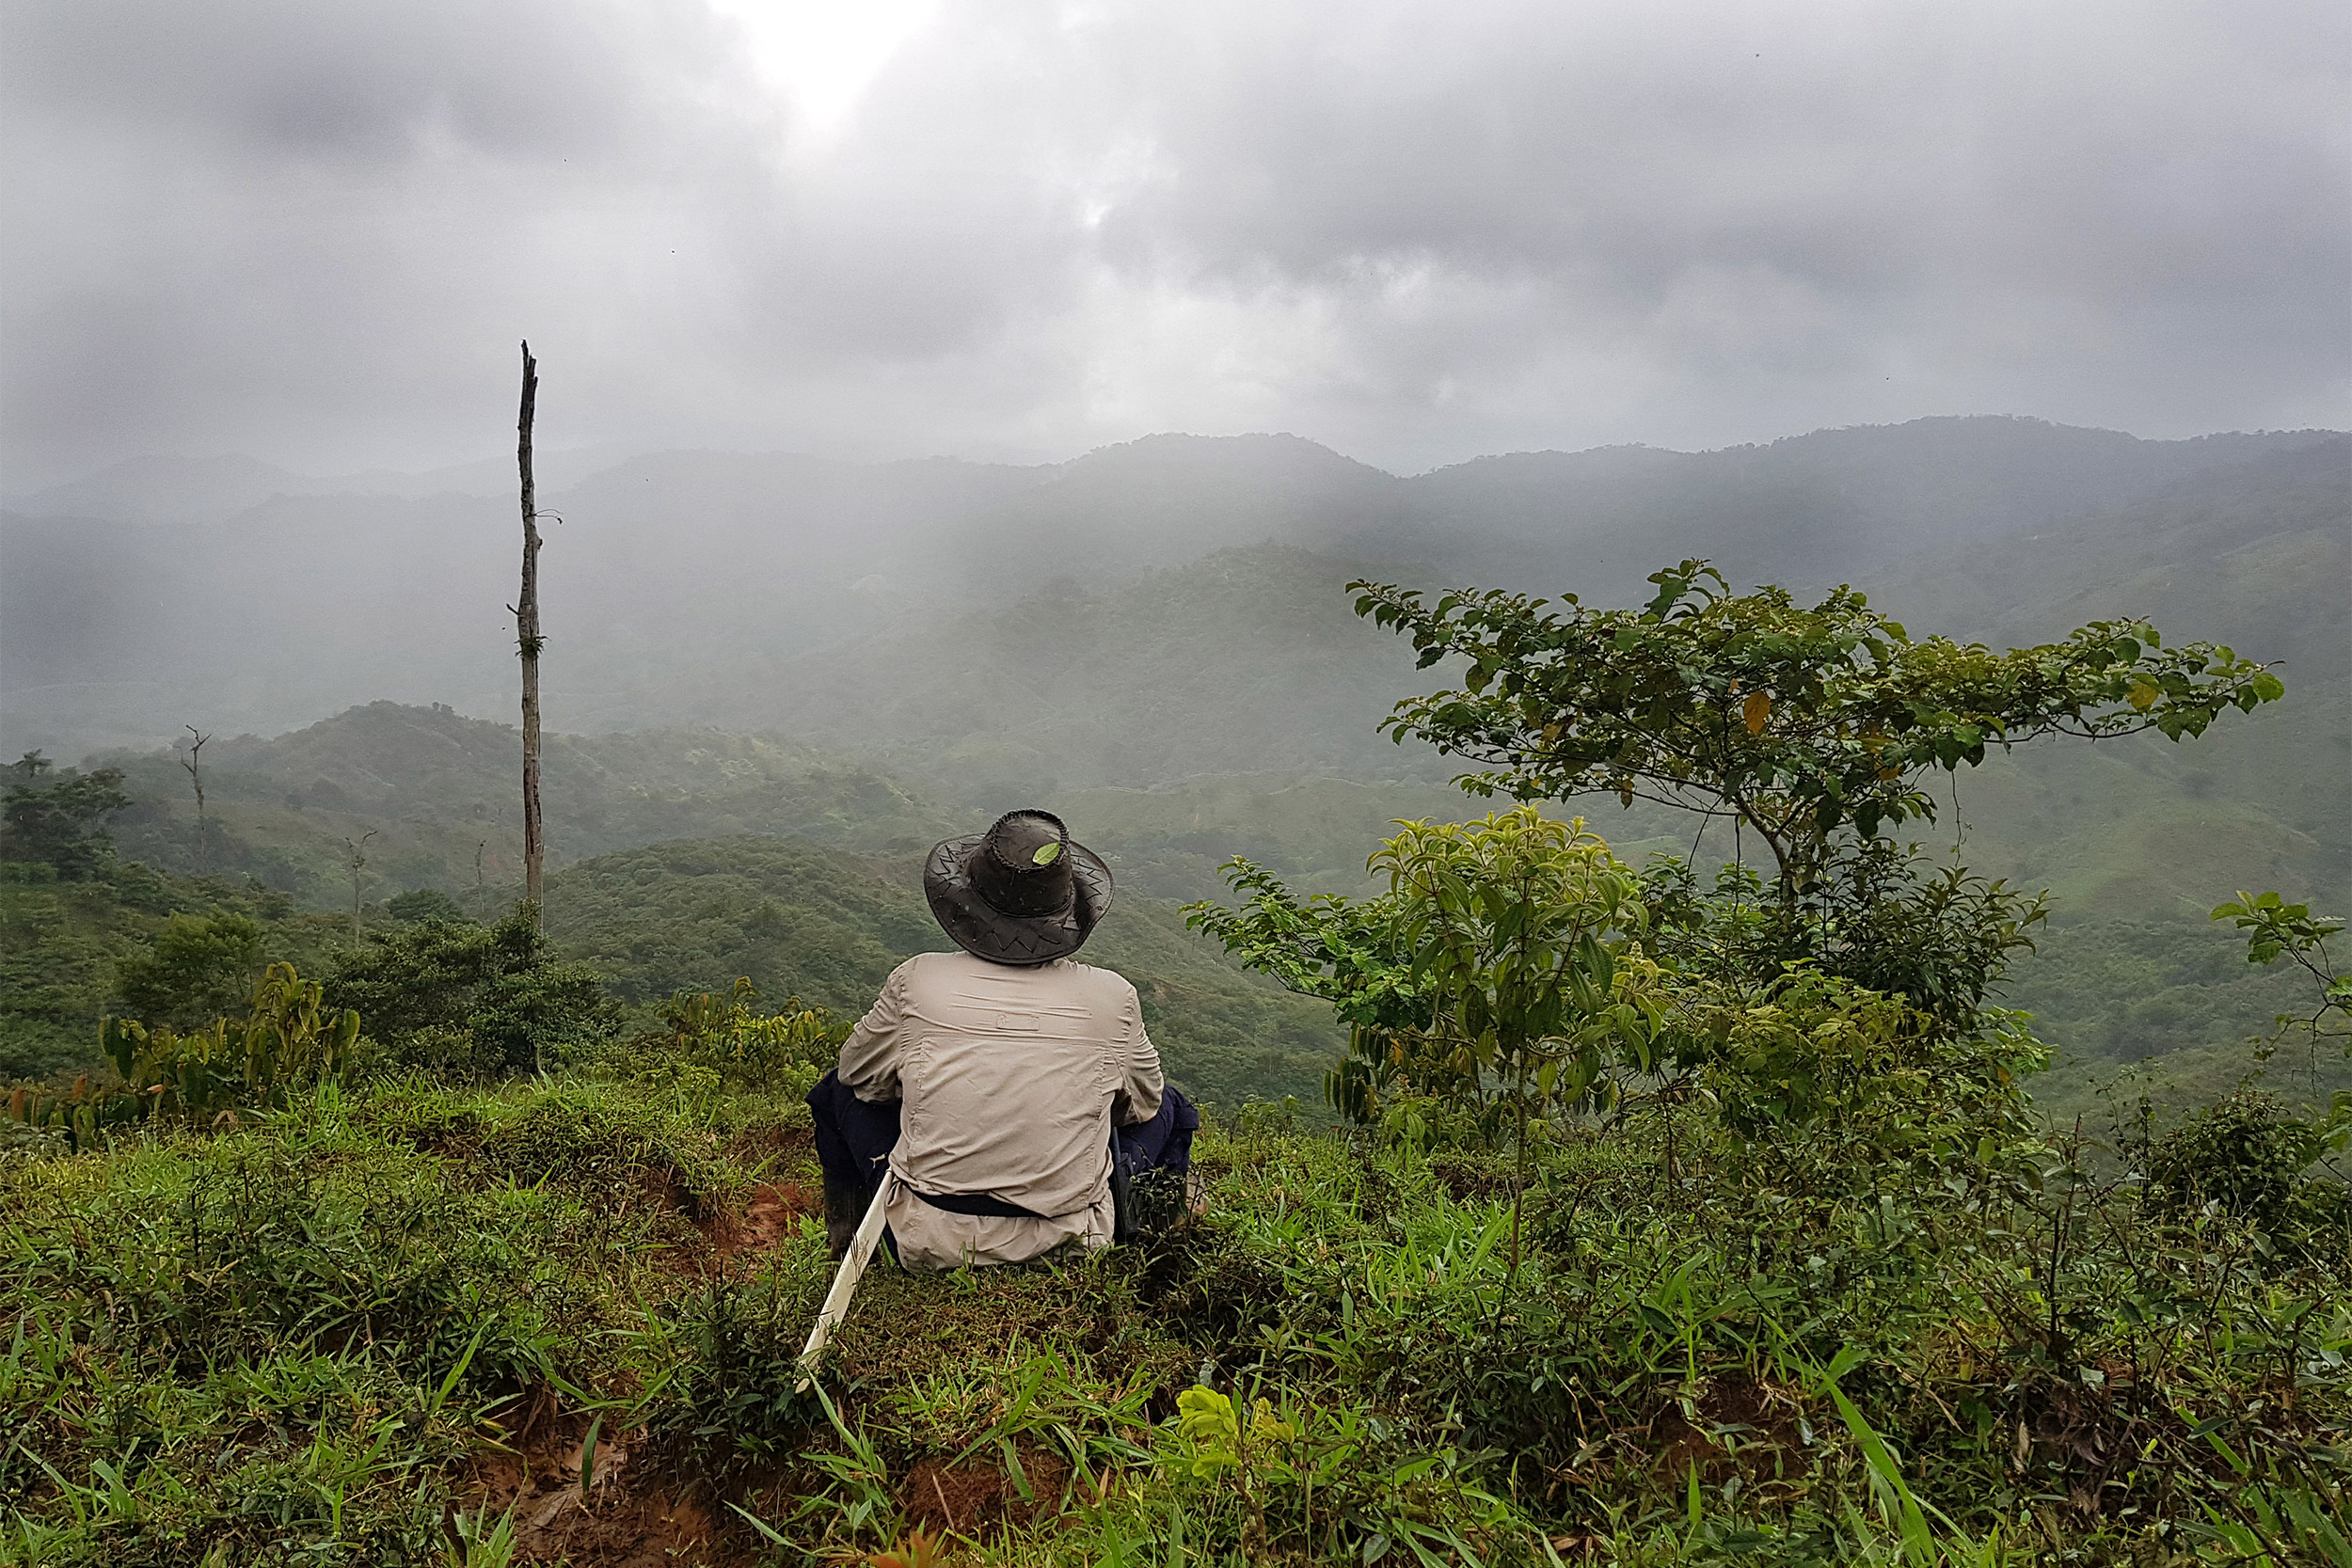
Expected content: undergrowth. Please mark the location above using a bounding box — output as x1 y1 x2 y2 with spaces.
2 1064 2345 1566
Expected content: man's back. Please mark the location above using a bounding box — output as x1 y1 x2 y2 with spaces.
837 948 1164 1267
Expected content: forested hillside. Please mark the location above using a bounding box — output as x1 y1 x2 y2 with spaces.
8 420 2347 1117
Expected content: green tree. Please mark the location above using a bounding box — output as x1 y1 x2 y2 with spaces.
386 888 469 925
326 906 615 1074
1 762 132 880
1184 863 1437 1125
2211 890 2351 1060
1372 809 1661 1280
1198 808 1661 1283
1351 560 2284 900
113 912 267 1028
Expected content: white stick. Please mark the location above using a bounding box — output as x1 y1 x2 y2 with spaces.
795 1174 891 1393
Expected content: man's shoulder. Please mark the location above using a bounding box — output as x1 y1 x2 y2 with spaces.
1061 958 1139 1001
898 948 1135 1000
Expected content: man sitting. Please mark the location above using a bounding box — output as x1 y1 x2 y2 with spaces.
805 809 1198 1270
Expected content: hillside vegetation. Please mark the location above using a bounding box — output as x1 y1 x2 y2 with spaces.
6 517 2350 1564
544 837 1343 1109
3 897 2344 1564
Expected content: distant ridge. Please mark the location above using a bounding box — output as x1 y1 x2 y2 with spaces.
5 417 2341 754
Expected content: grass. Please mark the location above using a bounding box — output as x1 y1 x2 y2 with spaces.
3 1055 2346 1567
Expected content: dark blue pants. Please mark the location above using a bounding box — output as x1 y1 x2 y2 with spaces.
806 1070 1198 1244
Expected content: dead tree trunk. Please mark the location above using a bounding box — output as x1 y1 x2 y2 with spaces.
515 342 546 928
181 725 210 875
343 831 375 945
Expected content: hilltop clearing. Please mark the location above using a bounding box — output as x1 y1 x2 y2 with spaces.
4 1029 2343 1562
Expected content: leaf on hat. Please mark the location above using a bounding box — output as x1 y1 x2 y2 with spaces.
1032 841 1062 866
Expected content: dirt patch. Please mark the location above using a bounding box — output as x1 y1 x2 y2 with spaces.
898 1446 1072 1536
466 1423 749 1568
716 1180 818 1254
1648 1371 1804 1485
671 1180 821 1277
639 1163 705 1220
1427 1154 1516 1203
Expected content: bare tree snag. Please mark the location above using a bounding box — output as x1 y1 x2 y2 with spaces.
343 831 375 945
515 341 546 928
181 725 210 875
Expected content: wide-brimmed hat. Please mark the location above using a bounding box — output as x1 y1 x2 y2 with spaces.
924 809 1113 964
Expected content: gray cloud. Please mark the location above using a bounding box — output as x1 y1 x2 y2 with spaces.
3 0 2344 488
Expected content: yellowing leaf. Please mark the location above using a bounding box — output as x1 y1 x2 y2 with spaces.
1248 1398 1297 1446
1031 841 1062 866
1743 691 1772 735
2125 681 2158 712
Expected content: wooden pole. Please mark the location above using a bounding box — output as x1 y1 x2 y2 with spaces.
516 342 545 928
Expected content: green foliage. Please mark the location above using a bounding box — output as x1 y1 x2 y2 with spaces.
1371 809 1660 1144
5 1071 150 1153
1 759 132 879
2140 1089 2351 1238
97 962 361 1125
0 858 339 1083
385 887 469 924
1643 843 2047 1040
1667 966 2048 1168
1183 860 1432 1123
110 911 267 1028
1352 559 2284 893
2213 888 2352 1056
625 975 846 1096
325 908 617 1075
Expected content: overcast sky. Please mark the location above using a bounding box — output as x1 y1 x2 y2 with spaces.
3 0 2345 489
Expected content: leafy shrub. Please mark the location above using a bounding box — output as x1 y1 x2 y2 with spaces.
103 962 360 1123
384 887 469 924
373 1022 501 1077
326 908 617 1075
1642 841 2046 1038
8 963 359 1143
0 756 131 879
633 976 845 1095
111 911 267 1027
2143 1089 2347 1233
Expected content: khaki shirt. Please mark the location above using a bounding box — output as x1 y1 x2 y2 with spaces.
838 949 1165 1270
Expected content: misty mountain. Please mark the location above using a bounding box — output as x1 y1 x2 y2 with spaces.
4 417 2339 760
1379 421 2344 605
89 416 2349 922
675 545 1448 795
0 446 644 525
96 701 957 907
